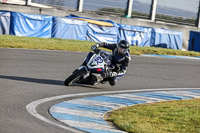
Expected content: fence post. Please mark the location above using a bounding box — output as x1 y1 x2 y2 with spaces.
26 0 31 5
125 0 133 18
77 0 84 12
197 1 200 28
150 0 157 21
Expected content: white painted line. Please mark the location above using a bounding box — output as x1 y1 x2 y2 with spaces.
157 91 200 98
177 91 200 96
60 119 126 133
142 54 200 60
105 94 166 103
67 98 126 109
50 106 103 119
26 88 200 133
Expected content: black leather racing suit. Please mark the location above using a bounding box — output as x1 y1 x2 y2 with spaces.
98 42 131 85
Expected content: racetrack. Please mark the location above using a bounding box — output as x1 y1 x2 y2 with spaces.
0 48 200 133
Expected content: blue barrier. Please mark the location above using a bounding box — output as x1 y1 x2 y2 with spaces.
0 11 10 35
188 31 200 52
86 23 119 43
118 24 153 47
151 28 183 49
0 11 183 50
66 15 119 43
10 12 53 38
52 17 88 40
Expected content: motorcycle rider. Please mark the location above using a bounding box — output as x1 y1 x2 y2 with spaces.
91 40 131 86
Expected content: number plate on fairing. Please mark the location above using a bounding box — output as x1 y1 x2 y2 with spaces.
88 55 104 68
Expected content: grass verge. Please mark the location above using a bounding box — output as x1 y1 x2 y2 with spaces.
0 35 200 57
106 99 200 133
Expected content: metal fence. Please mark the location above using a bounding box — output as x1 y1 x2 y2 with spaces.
1 0 200 27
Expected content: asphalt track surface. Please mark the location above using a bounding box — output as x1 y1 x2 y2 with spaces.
0 48 200 133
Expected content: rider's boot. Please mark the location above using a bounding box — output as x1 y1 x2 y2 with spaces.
101 78 108 84
108 77 117 86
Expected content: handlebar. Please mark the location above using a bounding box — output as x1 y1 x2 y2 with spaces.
93 48 101 54
99 51 109 62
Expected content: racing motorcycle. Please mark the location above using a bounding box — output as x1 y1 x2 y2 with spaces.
64 49 113 86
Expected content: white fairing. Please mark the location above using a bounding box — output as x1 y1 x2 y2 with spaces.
87 54 105 69
87 54 106 82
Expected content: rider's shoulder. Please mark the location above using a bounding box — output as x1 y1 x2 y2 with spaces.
125 52 131 61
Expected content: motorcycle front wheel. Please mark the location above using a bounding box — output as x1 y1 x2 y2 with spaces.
64 67 87 86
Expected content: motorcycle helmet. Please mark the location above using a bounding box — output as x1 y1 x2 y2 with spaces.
117 40 129 56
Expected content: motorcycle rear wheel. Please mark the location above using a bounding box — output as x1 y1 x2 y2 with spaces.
64 67 87 86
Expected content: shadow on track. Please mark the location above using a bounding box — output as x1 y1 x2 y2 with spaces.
70 83 104 89
0 75 64 86
0 75 105 89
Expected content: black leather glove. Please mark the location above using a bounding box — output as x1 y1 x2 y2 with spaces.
91 43 99 51
93 49 100 54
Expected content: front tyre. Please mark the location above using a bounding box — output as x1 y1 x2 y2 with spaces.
64 67 87 86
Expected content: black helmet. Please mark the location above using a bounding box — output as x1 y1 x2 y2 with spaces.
117 40 129 55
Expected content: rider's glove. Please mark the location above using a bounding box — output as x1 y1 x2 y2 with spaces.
91 43 99 51
109 72 118 77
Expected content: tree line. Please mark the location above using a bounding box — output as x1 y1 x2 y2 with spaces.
96 8 196 25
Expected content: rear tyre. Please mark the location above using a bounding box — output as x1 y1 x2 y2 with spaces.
64 67 87 86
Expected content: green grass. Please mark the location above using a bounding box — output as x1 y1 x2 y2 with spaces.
106 99 200 133
0 35 94 52
0 35 200 57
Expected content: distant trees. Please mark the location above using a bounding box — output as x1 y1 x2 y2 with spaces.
156 14 196 24
96 7 196 25
97 8 125 15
